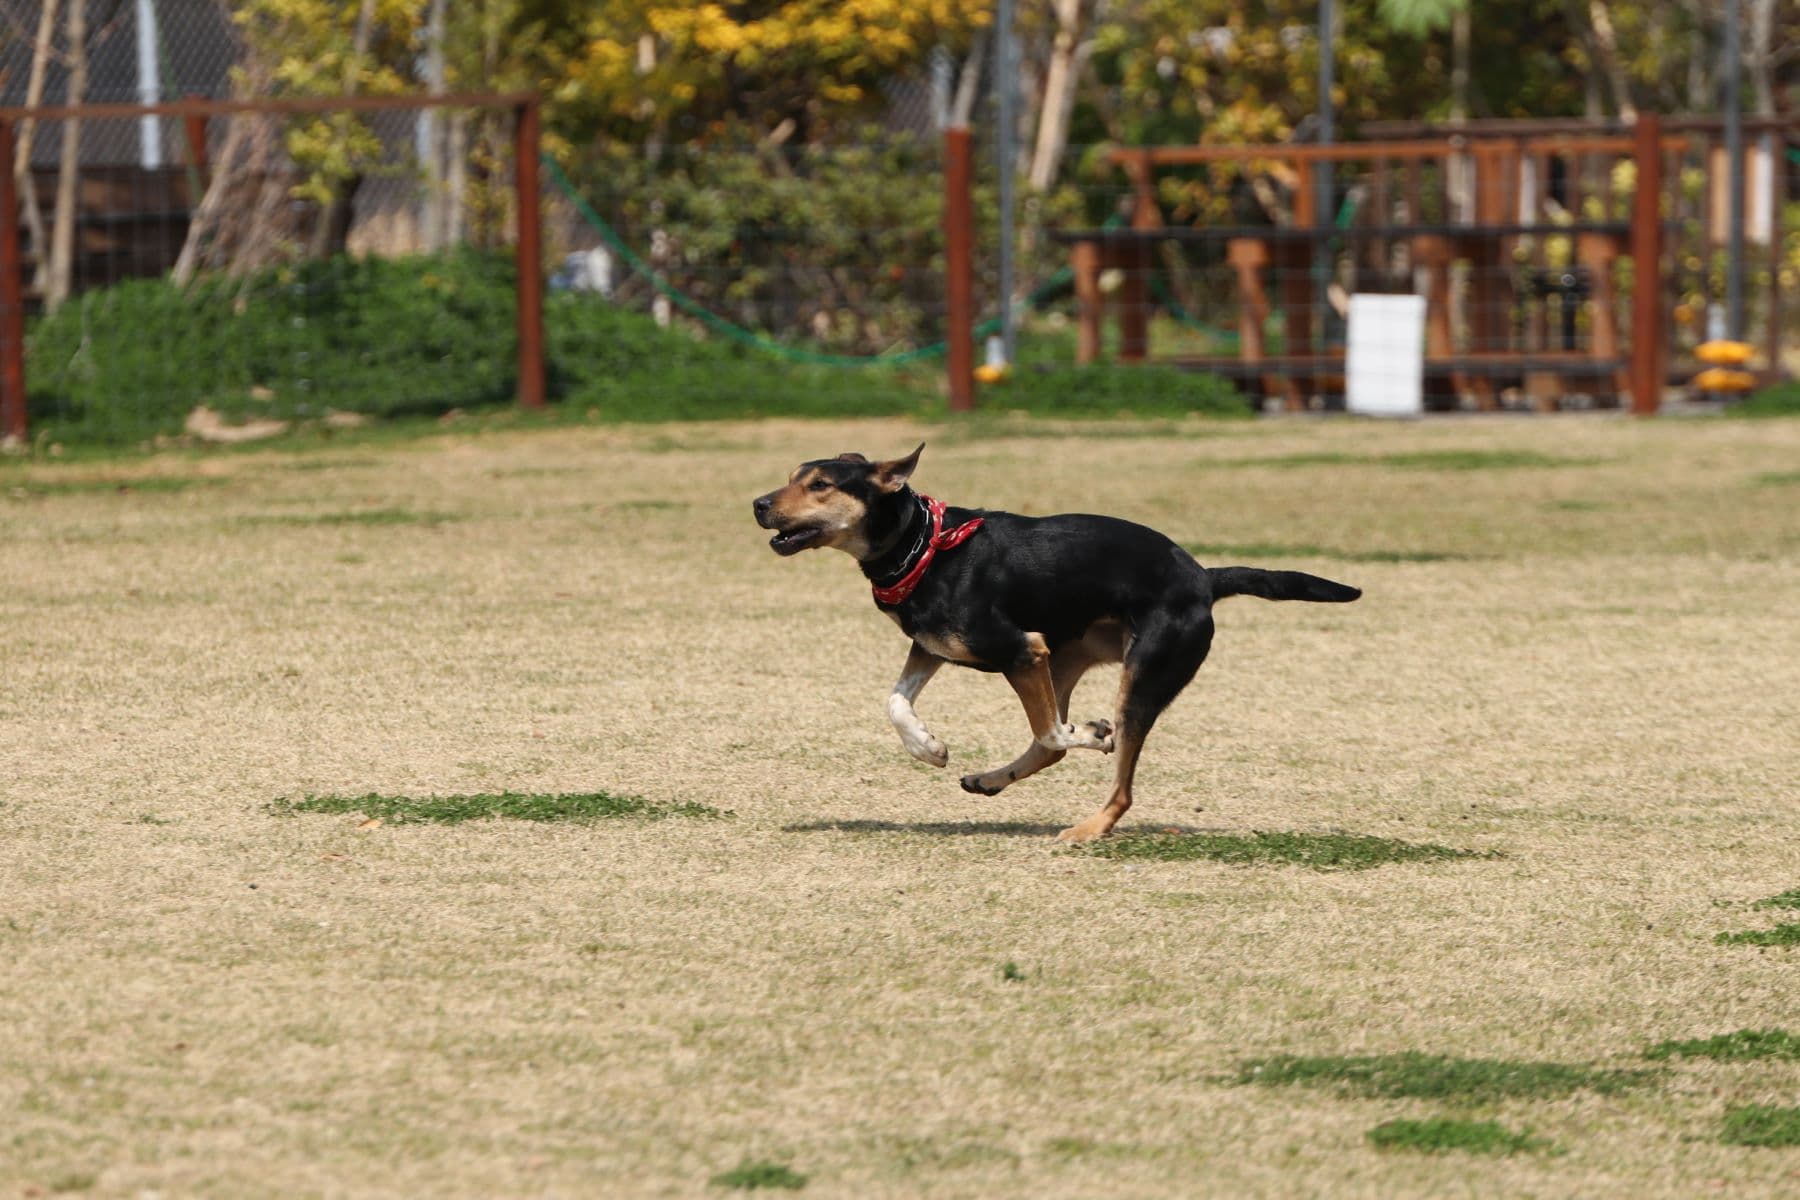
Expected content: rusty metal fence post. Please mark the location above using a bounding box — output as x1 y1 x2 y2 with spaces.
0 118 25 443
514 97 546 410
1629 113 1664 416
943 126 975 413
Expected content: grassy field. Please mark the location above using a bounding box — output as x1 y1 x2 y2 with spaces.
3 412 1798 1197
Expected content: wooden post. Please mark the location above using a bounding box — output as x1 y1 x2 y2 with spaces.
513 98 545 409
182 106 209 185
944 126 975 412
1628 113 1662 416
0 118 25 444
1071 238 1101 365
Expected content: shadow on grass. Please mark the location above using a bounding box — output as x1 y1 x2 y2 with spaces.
782 819 1066 838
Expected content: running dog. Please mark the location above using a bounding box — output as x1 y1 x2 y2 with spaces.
752 445 1360 842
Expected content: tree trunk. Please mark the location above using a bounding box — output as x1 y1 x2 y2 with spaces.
310 0 377 258
951 31 988 127
47 0 88 313
1450 6 1470 123
420 0 448 251
1585 0 1638 120
16 0 59 295
1747 0 1775 116
1027 0 1091 193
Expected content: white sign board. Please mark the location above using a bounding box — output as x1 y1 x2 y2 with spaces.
1346 293 1426 417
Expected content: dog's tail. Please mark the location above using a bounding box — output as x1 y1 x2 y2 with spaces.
1210 565 1361 604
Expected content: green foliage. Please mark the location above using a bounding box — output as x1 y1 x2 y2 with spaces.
1720 1105 1800 1148
22 251 926 446
1082 831 1492 871
1715 924 1800 948
991 365 1250 419
23 252 1264 451
1732 383 1800 418
28 251 519 445
1236 1053 1657 1101
272 791 726 824
709 1160 808 1191
571 134 992 357
1753 889 1800 910
1366 1117 1550 1155
1645 1029 1800 1063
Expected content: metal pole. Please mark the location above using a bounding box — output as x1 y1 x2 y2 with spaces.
1722 0 1744 340
996 0 1017 363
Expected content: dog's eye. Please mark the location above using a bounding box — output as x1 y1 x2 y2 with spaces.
808 479 832 493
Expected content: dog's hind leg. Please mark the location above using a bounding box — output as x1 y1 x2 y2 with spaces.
961 634 1113 796
1058 610 1214 843
888 642 949 767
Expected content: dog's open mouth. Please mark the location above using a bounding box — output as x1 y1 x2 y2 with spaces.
769 525 827 555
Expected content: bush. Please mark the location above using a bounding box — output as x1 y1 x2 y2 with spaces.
21 250 1244 449
1731 381 1800 418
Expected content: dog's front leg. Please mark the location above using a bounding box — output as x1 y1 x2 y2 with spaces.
888 643 949 768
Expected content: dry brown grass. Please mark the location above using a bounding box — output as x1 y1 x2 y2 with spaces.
3 412 1799 1198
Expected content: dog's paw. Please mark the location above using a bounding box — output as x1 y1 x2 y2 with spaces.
959 773 1004 797
906 736 949 769
1039 721 1114 753
1056 819 1110 844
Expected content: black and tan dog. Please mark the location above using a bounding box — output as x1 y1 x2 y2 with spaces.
752 445 1360 843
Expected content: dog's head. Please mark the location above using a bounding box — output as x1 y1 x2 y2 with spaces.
752 444 922 558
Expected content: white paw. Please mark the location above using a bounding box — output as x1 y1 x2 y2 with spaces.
1037 721 1113 753
905 734 949 769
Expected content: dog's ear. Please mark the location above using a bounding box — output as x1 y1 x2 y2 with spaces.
835 452 870 464
873 443 924 493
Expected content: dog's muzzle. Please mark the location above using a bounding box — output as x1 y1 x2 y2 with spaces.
753 493 825 555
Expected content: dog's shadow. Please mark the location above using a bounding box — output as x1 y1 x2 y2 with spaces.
782 818 1067 838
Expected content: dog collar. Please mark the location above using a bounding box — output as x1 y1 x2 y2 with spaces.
871 495 984 606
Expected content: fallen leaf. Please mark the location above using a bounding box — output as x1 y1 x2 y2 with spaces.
357 818 382 830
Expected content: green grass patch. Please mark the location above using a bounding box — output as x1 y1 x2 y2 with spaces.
710 1160 807 1190
1182 540 1466 564
271 791 726 825
1366 1118 1552 1156
1646 1029 1800 1062
1730 381 1800 418
1720 1105 1800 1148
1752 888 1800 910
242 508 459 528
1220 449 1595 471
1082 831 1494 871
1752 471 1800 487
1236 1053 1656 1101
4 475 223 497
1715 923 1800 947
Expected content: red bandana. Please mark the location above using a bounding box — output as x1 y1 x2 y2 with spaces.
870 495 984 606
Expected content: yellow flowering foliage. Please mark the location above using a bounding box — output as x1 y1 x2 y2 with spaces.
567 1 986 134
233 0 426 204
